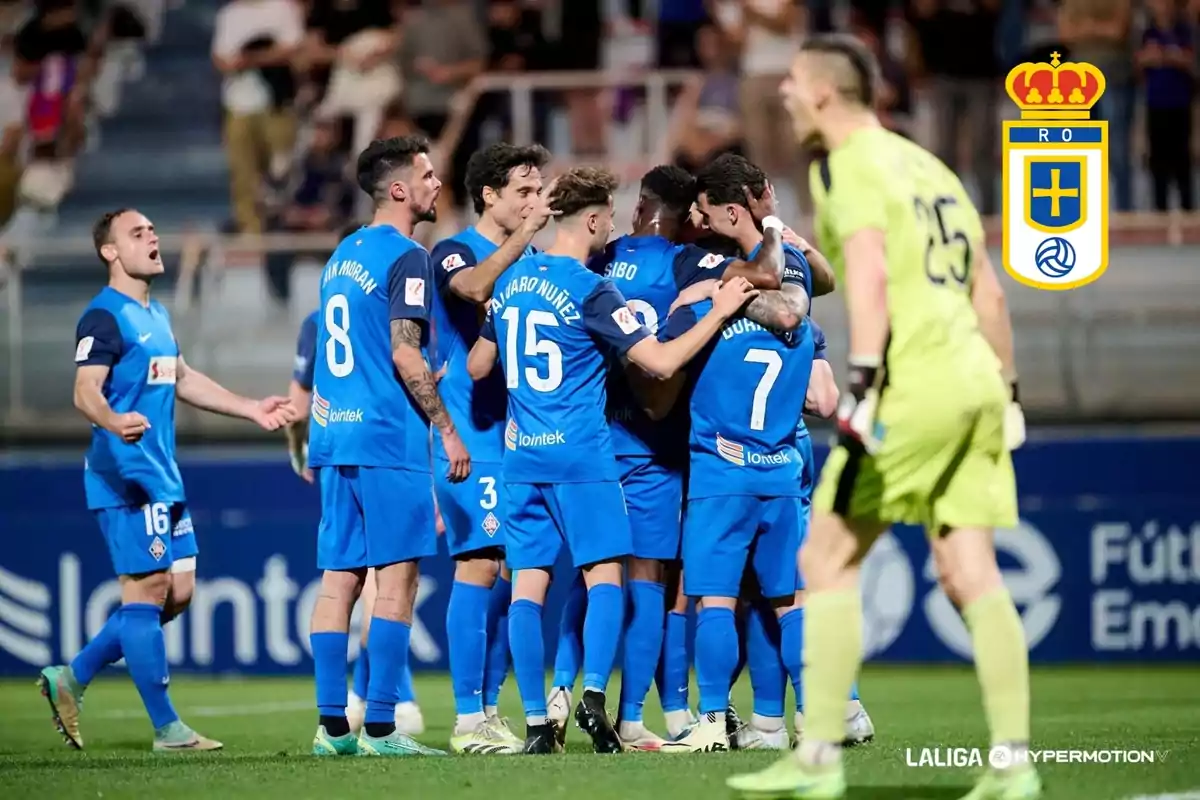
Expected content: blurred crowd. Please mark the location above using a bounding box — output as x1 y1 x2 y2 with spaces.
3 0 1200 259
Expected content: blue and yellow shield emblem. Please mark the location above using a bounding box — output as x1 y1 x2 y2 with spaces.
1023 156 1086 234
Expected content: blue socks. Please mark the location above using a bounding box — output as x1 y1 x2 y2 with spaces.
619 580 665 722
582 583 624 694
447 581 491 716
70 608 125 687
657 610 690 712
312 630 350 718
120 603 178 730
365 617 410 726
484 577 512 710
746 604 786 719
397 651 416 704
509 598 547 720
695 606 738 716
551 574 586 689
352 647 369 700
777 608 804 714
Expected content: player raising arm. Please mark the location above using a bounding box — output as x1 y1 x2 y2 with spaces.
40 208 295 754
430 142 556 755
306 136 453 759
729 35 1035 800
466 167 757 755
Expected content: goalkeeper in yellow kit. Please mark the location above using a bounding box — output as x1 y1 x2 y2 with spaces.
728 34 1038 800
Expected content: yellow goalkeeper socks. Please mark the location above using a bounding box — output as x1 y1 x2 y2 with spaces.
802 589 862 744
963 589 1031 744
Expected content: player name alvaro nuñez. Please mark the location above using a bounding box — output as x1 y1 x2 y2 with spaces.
322 259 378 295
488 276 583 324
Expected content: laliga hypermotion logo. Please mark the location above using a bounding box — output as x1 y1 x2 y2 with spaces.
1002 52 1109 290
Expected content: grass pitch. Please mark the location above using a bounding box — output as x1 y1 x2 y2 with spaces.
0 666 1195 799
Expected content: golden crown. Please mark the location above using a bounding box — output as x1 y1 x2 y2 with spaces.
1005 53 1107 120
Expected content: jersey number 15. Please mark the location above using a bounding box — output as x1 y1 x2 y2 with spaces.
500 307 563 392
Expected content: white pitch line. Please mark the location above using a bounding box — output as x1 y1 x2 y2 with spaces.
18 699 312 722
1126 792 1200 800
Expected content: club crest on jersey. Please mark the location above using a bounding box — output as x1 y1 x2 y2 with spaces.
1002 52 1108 290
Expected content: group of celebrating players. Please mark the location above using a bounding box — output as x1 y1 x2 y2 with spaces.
41 34 1040 800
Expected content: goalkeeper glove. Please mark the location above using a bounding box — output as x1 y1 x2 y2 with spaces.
836 357 883 455
1005 381 1026 451
289 442 308 478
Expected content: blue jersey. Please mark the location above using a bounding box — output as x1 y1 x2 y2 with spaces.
480 252 652 483
662 299 815 499
293 310 318 391
430 227 537 464
591 234 732 460
74 287 184 509
307 225 434 470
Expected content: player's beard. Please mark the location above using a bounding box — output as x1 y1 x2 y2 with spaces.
414 204 438 224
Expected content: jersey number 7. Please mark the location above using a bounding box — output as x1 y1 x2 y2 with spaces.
745 348 782 431
501 307 563 392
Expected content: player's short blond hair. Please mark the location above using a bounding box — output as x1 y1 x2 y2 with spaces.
801 33 880 108
549 167 620 218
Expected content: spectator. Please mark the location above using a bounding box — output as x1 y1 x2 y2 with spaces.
480 0 550 145
1059 0 1134 212
13 0 95 160
375 98 419 140
212 0 304 234
666 25 742 173
854 22 912 137
1139 0 1194 211
908 0 1001 215
304 0 400 163
399 0 487 209
711 1 805 202
263 116 354 306
0 56 25 228
655 0 708 68
553 0 605 157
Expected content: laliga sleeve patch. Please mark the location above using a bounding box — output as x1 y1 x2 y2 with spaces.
441 253 466 271
698 252 724 269
75 336 94 362
405 277 426 306
611 306 641 335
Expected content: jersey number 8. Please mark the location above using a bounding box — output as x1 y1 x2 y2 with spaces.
324 294 354 377
914 196 971 288
500 307 563 392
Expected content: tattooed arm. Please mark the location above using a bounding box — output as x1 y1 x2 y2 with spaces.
391 318 471 481
743 283 808 332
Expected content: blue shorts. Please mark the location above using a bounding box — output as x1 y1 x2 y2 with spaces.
505 481 633 570
682 496 801 600
95 502 198 576
435 459 505 558
618 455 683 561
316 466 438 570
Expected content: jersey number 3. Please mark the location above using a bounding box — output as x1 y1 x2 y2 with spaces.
914 196 971 288
325 294 354 377
500 307 563 392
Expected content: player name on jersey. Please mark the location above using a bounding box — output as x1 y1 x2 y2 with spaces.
1001 52 1109 291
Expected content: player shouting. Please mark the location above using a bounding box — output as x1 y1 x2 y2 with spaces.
39 208 296 752
729 34 1031 800
429 142 556 754
467 167 759 755
307 136 459 758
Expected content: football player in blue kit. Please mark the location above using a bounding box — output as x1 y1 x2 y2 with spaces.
466 167 760 755
286 225 427 739
650 228 815 754
557 164 790 751
429 142 557 754
39 208 296 752
307 136 461 758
